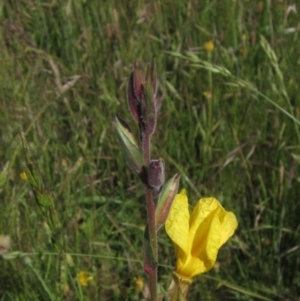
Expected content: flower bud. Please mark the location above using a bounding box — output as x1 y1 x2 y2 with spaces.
155 173 180 231
127 60 145 122
114 115 143 176
142 60 158 136
148 159 165 191
150 58 157 98
127 59 158 136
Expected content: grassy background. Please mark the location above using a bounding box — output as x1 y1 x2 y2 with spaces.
1 0 300 300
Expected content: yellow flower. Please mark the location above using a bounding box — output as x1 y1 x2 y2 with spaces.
203 91 212 100
203 40 214 53
20 171 28 181
133 276 144 292
165 189 238 280
77 271 93 287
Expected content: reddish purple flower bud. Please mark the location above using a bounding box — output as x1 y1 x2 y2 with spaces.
127 60 145 122
142 61 157 136
150 59 163 118
133 60 145 101
148 159 165 191
127 59 158 136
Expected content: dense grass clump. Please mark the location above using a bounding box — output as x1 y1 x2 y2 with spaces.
1 1 300 300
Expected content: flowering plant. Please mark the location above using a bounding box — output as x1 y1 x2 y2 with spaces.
116 60 237 301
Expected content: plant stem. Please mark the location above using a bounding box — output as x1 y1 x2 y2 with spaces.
142 131 158 301
207 52 212 126
146 187 158 301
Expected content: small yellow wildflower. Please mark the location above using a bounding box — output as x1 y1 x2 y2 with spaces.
77 271 93 287
203 91 212 101
165 189 238 280
203 40 214 53
134 276 144 292
20 171 28 181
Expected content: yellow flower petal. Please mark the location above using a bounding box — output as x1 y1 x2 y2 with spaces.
20 171 28 181
189 197 219 237
165 191 238 280
177 202 220 278
165 189 190 258
219 211 238 246
77 271 93 287
134 276 144 292
203 40 214 52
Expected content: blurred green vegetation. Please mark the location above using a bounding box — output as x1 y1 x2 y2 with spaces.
1 0 300 300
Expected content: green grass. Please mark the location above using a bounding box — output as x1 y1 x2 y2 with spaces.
1 0 300 300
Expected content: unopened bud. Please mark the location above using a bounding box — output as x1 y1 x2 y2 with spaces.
127 59 158 136
148 159 165 191
127 60 145 122
142 60 157 136
155 173 180 231
150 58 157 99
114 115 143 176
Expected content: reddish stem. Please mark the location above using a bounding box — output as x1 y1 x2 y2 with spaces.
143 132 158 301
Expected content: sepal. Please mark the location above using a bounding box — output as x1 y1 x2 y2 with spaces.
155 173 180 231
127 60 145 121
143 60 157 136
168 273 192 301
114 115 143 175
